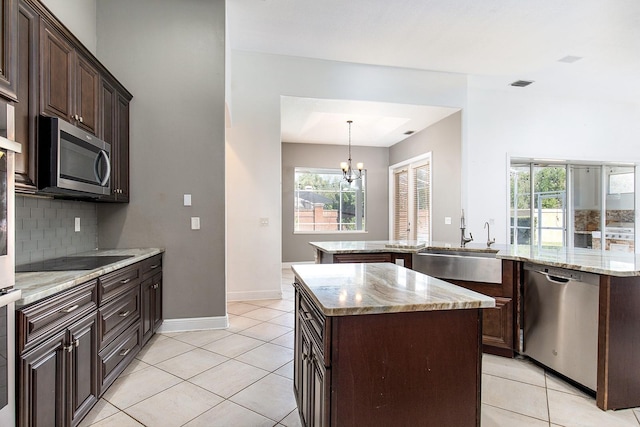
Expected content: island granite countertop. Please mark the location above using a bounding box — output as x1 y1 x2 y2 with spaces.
15 248 164 307
310 240 640 277
291 262 495 316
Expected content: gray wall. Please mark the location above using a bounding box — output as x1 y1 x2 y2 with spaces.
282 143 389 262
389 111 462 243
15 196 98 265
95 0 226 319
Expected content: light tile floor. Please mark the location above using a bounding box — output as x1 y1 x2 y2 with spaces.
81 268 640 427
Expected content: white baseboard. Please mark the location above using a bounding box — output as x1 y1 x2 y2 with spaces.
157 315 229 333
281 261 314 268
227 289 282 301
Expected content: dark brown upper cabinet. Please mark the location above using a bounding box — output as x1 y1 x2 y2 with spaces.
40 18 98 135
99 77 130 202
14 0 39 192
0 0 18 101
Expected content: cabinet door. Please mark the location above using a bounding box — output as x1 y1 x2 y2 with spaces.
299 327 313 427
15 0 39 191
151 273 162 333
68 313 98 427
115 92 130 201
311 351 327 427
141 273 162 344
0 0 18 101
75 54 98 135
482 297 514 355
40 19 73 120
18 330 67 427
99 78 117 200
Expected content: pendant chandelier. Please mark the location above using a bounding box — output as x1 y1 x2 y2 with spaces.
340 120 363 183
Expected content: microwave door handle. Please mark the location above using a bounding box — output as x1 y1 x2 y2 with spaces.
94 149 111 186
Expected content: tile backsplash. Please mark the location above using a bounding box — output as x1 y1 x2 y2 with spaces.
15 196 98 265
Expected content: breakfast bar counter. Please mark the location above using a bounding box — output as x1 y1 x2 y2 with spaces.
291 262 494 427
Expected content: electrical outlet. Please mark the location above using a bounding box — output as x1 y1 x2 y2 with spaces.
445 217 452 225
489 218 495 226
74 217 81 232
260 218 269 226
184 194 192 206
191 217 200 230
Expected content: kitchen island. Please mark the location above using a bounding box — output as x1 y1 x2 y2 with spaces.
310 240 640 410
291 262 494 427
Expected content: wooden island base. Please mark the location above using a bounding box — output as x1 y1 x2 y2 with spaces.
294 276 485 427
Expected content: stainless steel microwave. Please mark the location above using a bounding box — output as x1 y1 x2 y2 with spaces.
38 116 111 197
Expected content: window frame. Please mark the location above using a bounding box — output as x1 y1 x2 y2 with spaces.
293 166 367 234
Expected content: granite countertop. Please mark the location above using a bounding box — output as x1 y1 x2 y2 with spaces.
311 240 640 277
291 262 495 316
497 245 640 277
15 248 164 307
310 240 505 254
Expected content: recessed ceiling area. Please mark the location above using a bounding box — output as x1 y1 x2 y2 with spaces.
281 97 460 147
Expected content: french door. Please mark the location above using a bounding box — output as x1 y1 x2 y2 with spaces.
391 155 432 241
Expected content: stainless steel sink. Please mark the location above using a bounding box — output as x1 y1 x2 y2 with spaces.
412 249 502 284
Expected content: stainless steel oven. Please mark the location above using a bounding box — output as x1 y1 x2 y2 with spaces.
0 102 23 426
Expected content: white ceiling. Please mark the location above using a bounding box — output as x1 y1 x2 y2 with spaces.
228 0 640 145
280 97 459 147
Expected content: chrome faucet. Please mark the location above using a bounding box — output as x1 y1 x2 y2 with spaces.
484 222 495 247
460 209 473 247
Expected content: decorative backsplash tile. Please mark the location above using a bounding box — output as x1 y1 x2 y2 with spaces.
15 196 98 265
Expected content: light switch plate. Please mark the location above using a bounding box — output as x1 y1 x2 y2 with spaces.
191 217 200 230
184 194 192 206
74 217 81 232
445 217 452 225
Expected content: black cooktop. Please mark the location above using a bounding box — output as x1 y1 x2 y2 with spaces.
16 255 134 273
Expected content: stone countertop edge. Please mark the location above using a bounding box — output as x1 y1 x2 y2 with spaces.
292 263 495 317
15 248 164 307
310 241 640 277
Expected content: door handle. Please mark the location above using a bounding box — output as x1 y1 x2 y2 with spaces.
94 149 111 186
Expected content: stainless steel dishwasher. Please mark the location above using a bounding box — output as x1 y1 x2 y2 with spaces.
523 263 599 391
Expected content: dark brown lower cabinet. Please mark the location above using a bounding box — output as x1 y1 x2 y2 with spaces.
141 271 162 345
19 312 98 427
17 254 163 427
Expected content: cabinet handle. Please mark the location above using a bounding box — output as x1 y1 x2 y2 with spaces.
120 278 131 284
74 114 79 121
74 338 80 348
152 283 159 290
79 116 83 123
118 310 131 317
63 344 74 353
119 348 131 357
59 304 79 313
301 311 313 321
150 264 160 270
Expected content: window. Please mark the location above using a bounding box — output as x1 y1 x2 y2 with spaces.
294 167 366 233
510 160 636 252
609 172 634 194
390 154 432 241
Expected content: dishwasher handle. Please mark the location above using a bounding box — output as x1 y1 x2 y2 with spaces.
544 273 570 284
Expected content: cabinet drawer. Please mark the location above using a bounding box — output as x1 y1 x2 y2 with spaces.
17 280 97 353
98 264 140 305
98 323 140 396
141 254 162 280
99 286 140 349
297 288 327 358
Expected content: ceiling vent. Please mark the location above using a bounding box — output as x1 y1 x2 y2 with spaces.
404 130 415 135
558 55 582 63
510 80 534 88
